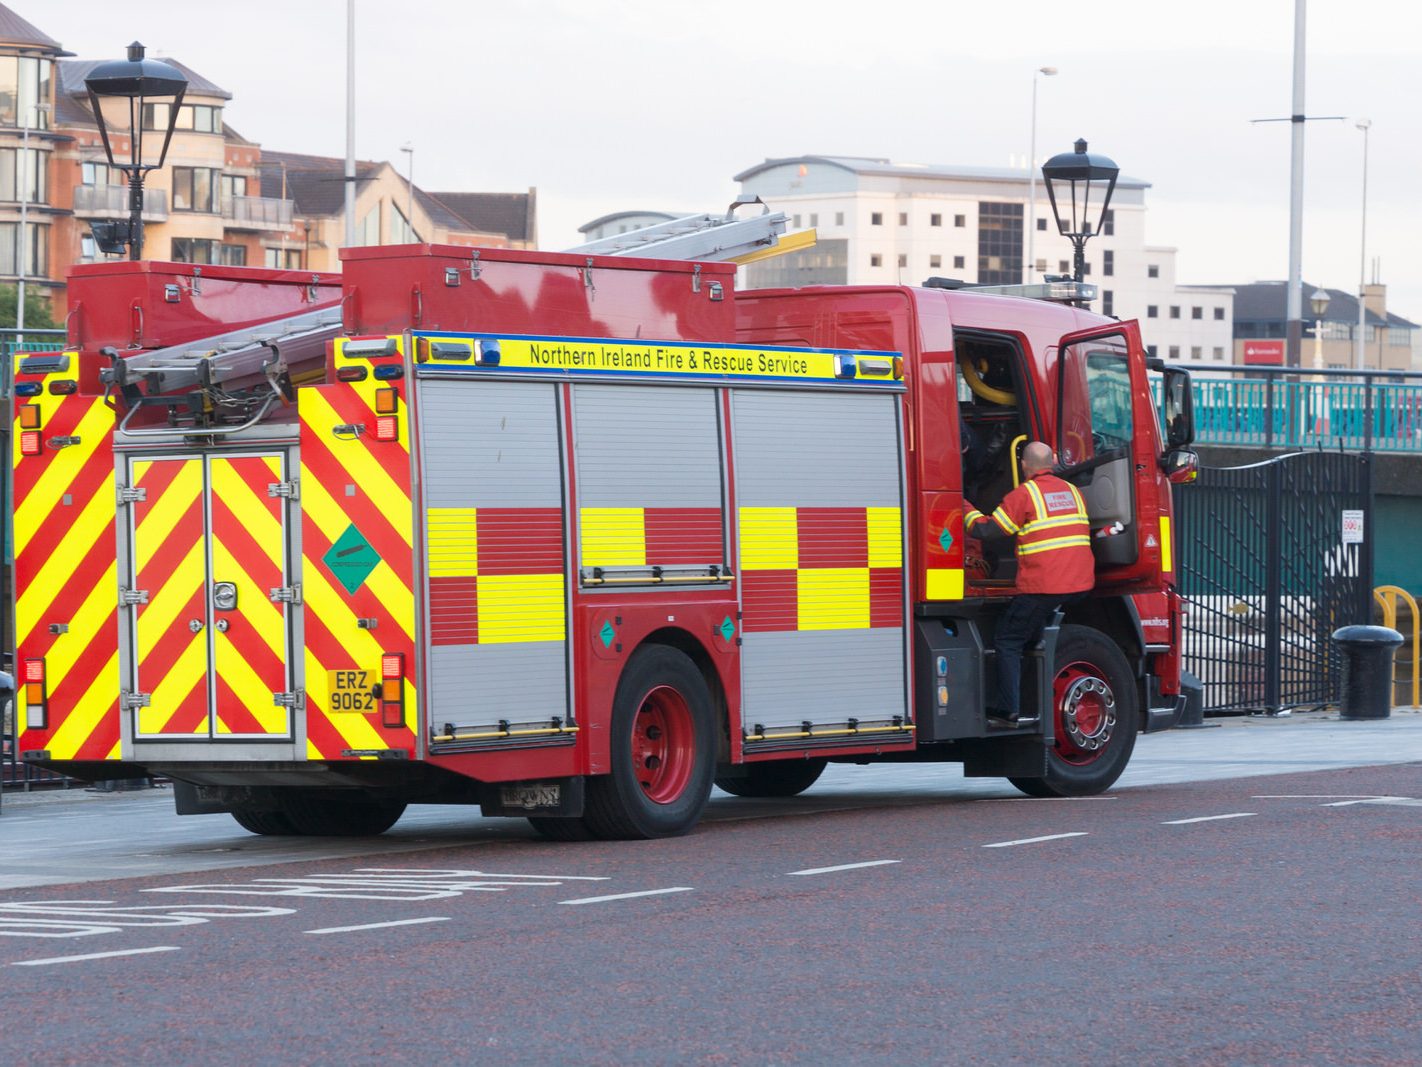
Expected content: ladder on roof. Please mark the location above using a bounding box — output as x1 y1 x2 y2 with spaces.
565 195 793 263
100 304 344 397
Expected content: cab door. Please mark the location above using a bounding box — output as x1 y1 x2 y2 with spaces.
1052 320 1159 586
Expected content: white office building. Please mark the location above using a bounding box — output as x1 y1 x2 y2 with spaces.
732 155 1234 367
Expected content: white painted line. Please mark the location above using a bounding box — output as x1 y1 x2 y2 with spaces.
982 832 1088 849
1324 797 1422 808
305 917 451 935
560 887 694 905
1253 794 1400 800
1163 812 1257 825
13 945 181 967
788 860 901 876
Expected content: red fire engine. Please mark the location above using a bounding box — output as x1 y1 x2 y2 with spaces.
10 232 1196 838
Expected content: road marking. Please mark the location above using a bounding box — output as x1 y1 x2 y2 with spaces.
1323 797 1422 808
982 832 1088 848
560 888 694 905
13 946 181 967
1253 794 1402 799
1163 812 1257 825
305 917 450 935
788 860 901 876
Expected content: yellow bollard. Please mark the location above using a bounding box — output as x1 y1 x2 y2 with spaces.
1372 586 1420 708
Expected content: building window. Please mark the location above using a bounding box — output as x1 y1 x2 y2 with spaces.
172 166 219 212
1146 345 1158 358
808 213 818 227
221 174 247 204
835 212 844 226
792 214 801 228
976 201 1023 285
1058 260 1069 274
1147 305 1158 318
929 255 942 269
1168 345 1180 359
170 103 223 133
1169 306 1180 319
1214 307 1225 321
871 212 883 226
897 253 907 268
1190 346 1202 359
930 213 942 227
1102 250 1114 276
360 202 382 245
954 255 965 269
81 161 114 186
1213 346 1225 360
1191 306 1202 320
954 214 966 227
1037 218 1048 231
870 253 882 267
218 243 247 266
171 237 219 264
1034 258 1047 272
0 55 52 129
896 212 907 226
392 204 418 243
1102 289 1114 316
0 220 47 276
0 147 45 201
1102 209 1114 236
1147 264 1159 279
265 247 303 269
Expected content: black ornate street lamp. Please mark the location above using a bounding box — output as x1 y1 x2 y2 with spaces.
84 42 187 260
1041 138 1119 284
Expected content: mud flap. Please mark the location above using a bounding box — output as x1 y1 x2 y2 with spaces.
961 737 1049 779
480 777 585 818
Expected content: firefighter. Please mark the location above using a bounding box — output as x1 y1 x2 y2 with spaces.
964 440 1094 728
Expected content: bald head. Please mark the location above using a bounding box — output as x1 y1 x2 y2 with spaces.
1021 441 1056 476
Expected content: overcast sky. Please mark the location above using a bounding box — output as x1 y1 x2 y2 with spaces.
42 0 1422 320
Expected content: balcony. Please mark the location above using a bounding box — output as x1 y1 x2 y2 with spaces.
223 194 293 232
72 184 169 222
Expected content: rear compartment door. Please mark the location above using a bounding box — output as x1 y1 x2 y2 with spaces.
127 452 294 739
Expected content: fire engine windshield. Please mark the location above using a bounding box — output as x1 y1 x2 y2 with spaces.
1057 334 1132 467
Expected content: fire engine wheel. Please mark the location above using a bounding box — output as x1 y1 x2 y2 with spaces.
583 644 716 840
715 758 827 798
1008 624 1138 798
230 808 302 836
278 791 408 836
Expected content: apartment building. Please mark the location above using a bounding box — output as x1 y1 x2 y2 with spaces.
732 155 1235 368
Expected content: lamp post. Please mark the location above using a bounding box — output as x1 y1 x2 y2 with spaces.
1041 139 1119 284
1355 118 1371 370
1024 65 1058 284
83 42 187 260
1310 288 1330 372
400 142 414 239
16 101 49 347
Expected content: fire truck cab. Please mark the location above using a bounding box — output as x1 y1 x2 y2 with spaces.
10 245 1195 838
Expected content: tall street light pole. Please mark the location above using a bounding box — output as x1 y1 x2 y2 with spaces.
1025 65 1058 284
401 142 414 238
1285 0 1307 368
1355 118 1371 370
345 0 357 248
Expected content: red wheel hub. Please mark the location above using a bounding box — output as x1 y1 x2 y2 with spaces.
631 685 696 804
1053 661 1117 766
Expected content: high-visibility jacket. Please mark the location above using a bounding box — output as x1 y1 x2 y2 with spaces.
965 472 1095 595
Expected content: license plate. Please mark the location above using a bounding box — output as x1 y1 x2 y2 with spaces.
327 669 376 714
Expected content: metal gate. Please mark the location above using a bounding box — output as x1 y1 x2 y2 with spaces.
1176 451 1374 714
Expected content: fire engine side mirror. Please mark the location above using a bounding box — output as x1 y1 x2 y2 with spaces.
1163 448 1199 484
1161 367 1195 449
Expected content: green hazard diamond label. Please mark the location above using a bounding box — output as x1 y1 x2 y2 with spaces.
719 617 736 641
939 528 954 552
599 621 616 648
324 524 381 594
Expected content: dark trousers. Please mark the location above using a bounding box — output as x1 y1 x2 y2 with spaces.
993 593 1072 715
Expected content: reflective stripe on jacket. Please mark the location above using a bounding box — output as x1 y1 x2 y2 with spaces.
966 472 1095 594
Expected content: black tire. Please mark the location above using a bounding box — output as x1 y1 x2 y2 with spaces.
583 644 717 840
278 791 407 836
231 808 302 836
527 816 597 841
1008 623 1138 798
715 758 827 798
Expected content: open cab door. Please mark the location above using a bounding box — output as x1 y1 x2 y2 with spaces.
1051 320 1160 587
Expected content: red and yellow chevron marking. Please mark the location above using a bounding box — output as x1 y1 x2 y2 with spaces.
739 506 903 633
428 507 565 645
12 363 120 761
132 458 210 736
210 456 291 736
298 337 416 759
580 506 723 567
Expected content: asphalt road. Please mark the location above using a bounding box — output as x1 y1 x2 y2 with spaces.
2 712 1420 1064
